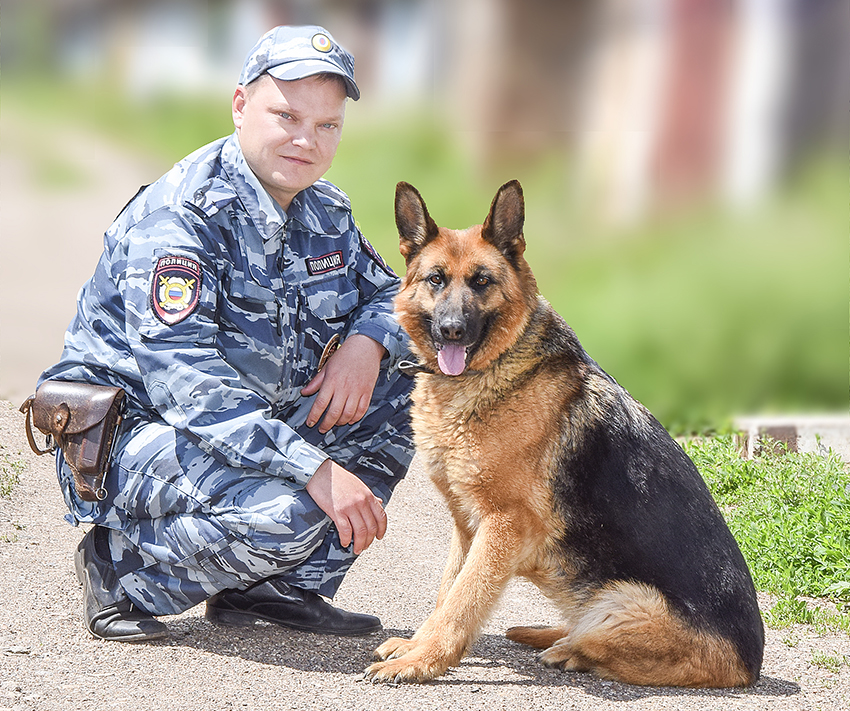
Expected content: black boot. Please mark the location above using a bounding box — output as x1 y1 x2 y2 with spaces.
74 526 168 642
205 577 381 636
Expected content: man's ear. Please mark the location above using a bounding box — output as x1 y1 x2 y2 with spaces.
232 85 247 130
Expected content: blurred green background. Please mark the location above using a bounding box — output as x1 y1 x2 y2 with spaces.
1 1 846 433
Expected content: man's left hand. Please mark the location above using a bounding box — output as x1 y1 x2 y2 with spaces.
300 334 385 433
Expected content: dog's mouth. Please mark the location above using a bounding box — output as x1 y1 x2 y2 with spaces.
435 343 468 376
428 314 493 376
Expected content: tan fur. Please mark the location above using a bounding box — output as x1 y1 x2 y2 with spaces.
396 226 538 378
364 184 755 687
510 581 753 687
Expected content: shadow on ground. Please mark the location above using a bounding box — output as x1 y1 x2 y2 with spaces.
151 616 801 701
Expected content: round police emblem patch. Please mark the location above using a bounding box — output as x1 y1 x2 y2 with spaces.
151 255 202 325
312 33 333 53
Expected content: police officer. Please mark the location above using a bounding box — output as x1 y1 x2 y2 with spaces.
38 25 414 641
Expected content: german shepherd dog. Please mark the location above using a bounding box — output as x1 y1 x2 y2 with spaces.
365 180 764 687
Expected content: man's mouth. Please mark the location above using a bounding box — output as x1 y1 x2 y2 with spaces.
436 344 468 376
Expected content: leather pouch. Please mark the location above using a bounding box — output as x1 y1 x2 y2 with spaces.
20 381 125 501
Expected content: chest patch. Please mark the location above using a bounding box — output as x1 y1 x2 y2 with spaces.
306 250 344 275
151 255 202 325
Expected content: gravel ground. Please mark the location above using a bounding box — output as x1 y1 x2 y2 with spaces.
0 400 848 711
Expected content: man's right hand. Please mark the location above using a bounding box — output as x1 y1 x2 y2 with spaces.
305 459 387 555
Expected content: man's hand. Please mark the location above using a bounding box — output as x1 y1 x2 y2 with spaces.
305 459 387 555
300 334 385 433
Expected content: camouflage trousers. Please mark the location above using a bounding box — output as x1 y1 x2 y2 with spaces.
57 372 413 616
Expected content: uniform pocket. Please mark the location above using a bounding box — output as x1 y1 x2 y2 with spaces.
217 271 280 339
295 275 360 380
301 275 359 322
220 273 277 319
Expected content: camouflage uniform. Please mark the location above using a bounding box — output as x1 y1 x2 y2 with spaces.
39 133 414 616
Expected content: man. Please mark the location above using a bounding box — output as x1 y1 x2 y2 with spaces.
37 25 414 641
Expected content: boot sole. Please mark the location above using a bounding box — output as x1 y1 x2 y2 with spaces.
205 605 381 636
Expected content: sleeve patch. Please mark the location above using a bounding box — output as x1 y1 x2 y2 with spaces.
151 255 203 325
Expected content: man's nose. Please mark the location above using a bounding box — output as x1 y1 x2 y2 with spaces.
292 127 316 148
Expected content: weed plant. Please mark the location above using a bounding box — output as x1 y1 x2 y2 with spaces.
0 448 24 498
683 435 850 630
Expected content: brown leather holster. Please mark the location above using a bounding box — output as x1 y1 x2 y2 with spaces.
20 381 125 501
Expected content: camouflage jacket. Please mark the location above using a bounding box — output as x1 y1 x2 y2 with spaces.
40 133 406 488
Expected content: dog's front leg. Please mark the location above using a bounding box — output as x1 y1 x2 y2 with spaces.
365 513 524 683
373 524 472 661
435 523 473 608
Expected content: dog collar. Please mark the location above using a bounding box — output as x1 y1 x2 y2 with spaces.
397 359 481 377
398 359 434 376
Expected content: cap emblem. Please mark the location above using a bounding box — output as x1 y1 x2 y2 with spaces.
311 33 333 53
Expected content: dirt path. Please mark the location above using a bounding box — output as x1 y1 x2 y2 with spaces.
0 401 848 711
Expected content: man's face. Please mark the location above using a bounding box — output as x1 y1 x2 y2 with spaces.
233 74 346 210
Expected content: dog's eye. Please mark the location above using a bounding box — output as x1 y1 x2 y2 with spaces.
474 275 490 287
428 274 444 286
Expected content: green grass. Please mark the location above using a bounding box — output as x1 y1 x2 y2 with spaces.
3 78 234 166
683 434 850 630
3 77 846 432
810 650 849 673
0 448 24 499
331 114 848 434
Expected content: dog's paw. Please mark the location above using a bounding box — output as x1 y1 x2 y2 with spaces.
363 653 448 684
539 639 591 672
373 636 417 661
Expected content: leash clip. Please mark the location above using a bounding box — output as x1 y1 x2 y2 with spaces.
398 359 433 376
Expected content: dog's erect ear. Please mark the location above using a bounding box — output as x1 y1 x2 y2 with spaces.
482 180 526 264
395 182 440 264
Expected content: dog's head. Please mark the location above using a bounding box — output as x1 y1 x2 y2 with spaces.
394 180 539 376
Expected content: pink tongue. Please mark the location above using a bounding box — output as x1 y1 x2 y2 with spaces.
437 345 467 376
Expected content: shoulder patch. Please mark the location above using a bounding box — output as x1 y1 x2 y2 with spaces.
151 256 202 325
359 233 397 278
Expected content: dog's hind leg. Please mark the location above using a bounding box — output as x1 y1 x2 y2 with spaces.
540 581 753 687
506 625 568 649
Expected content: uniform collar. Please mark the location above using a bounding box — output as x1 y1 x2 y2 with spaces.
221 133 286 241
286 182 348 236
222 132 348 239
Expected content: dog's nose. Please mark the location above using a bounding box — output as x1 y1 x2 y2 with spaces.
440 320 465 341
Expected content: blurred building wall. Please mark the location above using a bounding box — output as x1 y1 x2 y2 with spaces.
4 0 847 220
577 0 848 223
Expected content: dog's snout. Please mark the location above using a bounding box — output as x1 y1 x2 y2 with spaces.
440 320 465 342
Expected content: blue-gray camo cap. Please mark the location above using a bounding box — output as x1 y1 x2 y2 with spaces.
239 25 360 101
